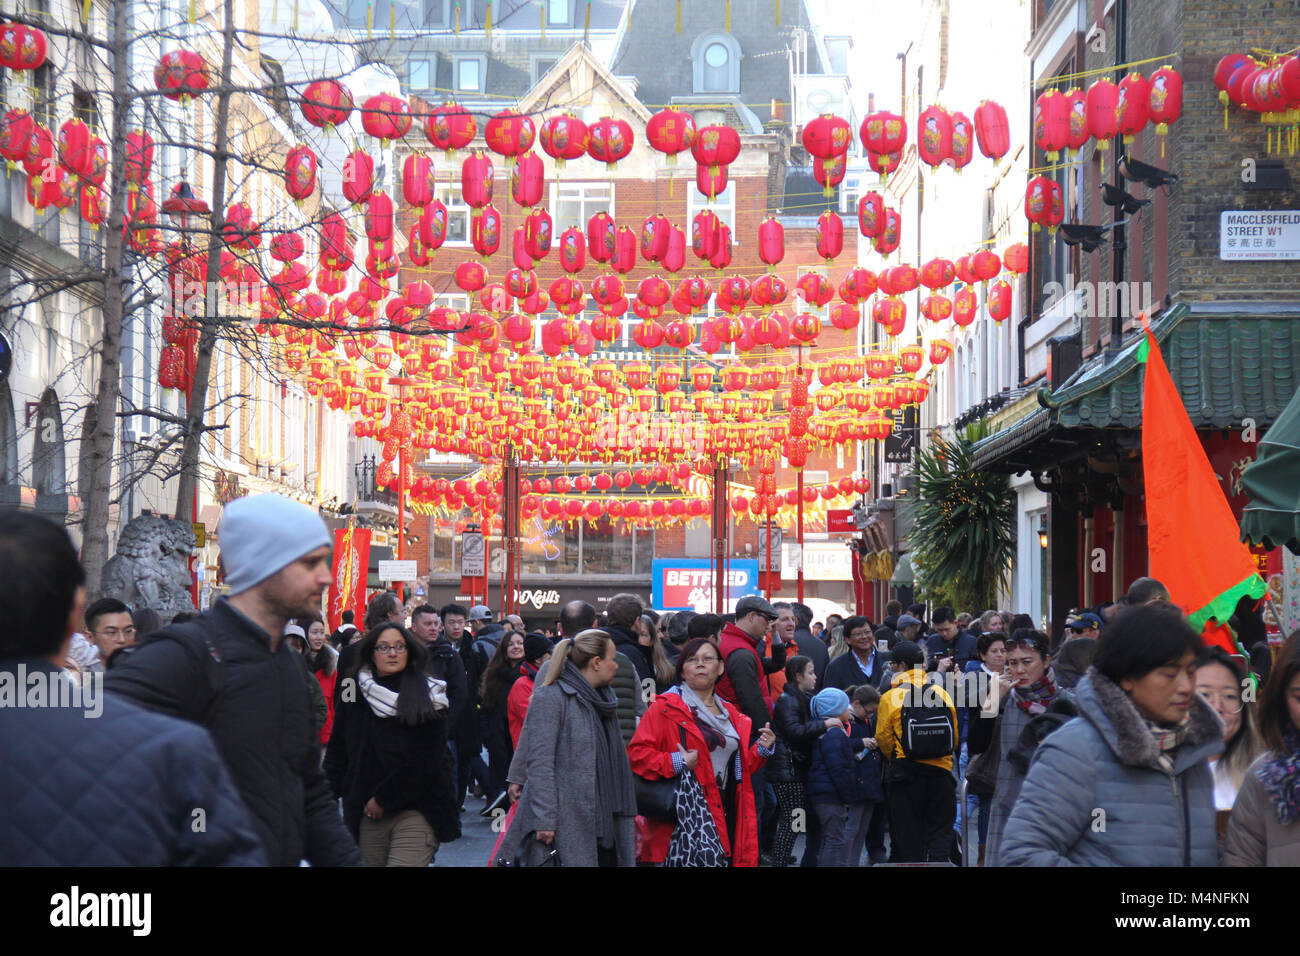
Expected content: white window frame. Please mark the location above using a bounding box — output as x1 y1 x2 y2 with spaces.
433 184 473 247
547 0 572 26
453 54 486 94
530 53 559 87
549 181 615 232
691 32 741 94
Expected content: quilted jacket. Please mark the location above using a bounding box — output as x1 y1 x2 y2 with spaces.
106 599 361 866
1 658 264 865
998 668 1222 867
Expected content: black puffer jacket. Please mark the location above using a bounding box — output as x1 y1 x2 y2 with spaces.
105 598 361 866
768 684 827 784
324 673 460 844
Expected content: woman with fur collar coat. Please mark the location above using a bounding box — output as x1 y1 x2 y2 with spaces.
999 604 1223 867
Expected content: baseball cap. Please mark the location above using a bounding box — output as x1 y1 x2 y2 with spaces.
896 613 923 630
735 595 778 619
468 605 493 622
1065 611 1103 631
890 640 925 667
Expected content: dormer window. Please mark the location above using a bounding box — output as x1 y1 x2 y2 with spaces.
691 33 740 94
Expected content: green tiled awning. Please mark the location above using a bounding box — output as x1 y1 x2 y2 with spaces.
1240 382 1300 554
972 304 1300 471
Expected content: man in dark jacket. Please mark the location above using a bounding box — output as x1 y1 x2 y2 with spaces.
0 511 264 866
441 602 488 807
778 601 828 684
923 606 978 673
563 599 643 744
412 604 468 730
824 616 891 691
105 494 360 866
601 592 652 684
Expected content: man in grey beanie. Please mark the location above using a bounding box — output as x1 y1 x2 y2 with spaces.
108 494 361 866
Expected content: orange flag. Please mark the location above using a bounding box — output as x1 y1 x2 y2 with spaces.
1140 329 1266 631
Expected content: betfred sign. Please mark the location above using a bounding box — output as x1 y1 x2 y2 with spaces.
826 509 856 534
652 558 760 611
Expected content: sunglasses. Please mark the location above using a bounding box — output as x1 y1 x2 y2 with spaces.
1004 637 1041 650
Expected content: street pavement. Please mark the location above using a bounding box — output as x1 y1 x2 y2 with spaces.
434 796 506 867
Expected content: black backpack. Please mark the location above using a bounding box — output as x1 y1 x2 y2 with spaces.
897 681 955 760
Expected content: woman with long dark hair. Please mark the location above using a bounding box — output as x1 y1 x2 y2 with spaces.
324 623 457 866
479 630 527 813
1225 631 1300 866
1195 645 1264 817
499 629 637 866
299 615 338 746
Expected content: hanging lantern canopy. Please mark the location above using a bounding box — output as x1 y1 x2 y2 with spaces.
917 105 953 169
973 99 1010 164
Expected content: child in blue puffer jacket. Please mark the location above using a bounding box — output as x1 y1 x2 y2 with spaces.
807 688 872 867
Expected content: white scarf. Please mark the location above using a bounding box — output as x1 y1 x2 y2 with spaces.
357 666 448 718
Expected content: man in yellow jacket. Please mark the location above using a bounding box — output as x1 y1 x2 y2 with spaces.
875 640 959 863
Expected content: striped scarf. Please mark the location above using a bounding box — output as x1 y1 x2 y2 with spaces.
1144 715 1190 776
1012 667 1059 715
1255 726 1300 825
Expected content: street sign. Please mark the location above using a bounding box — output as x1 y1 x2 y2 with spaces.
1220 210 1300 260
192 522 206 547
460 531 485 576
786 542 803 571
757 526 782 571
378 559 418 581
884 405 919 463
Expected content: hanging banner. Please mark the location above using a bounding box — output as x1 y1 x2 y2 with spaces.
329 525 371 632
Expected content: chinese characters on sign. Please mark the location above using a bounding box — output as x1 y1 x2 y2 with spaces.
1219 211 1300 260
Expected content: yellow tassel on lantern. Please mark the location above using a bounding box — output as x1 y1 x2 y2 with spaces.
584 0 591 43
775 0 780 24
293 0 299 31
540 2 546 38
725 0 732 31
81 0 92 24
390 2 395 38
676 0 682 32
188 0 196 23
454 1 460 34
485 1 492 37
366 1 373 38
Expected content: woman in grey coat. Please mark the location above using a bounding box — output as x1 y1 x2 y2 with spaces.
1000 603 1223 867
500 629 638 867
985 630 1072 866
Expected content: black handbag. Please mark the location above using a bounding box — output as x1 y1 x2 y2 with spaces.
635 726 689 822
494 833 561 867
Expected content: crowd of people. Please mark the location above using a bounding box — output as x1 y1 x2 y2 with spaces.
2 493 1300 869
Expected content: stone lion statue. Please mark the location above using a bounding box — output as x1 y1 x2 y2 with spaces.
101 514 197 619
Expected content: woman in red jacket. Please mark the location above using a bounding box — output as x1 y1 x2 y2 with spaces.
628 637 776 866
507 634 554 749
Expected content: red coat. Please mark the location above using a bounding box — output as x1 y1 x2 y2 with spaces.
715 622 774 715
507 663 539 750
315 669 337 746
627 689 767 867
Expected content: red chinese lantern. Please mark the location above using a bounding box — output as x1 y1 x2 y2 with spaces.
873 208 901 255
859 110 907 154
455 260 488 293
946 111 974 172
880 264 918 296
756 217 785 268
460 151 494 208
300 79 352 129
365 190 395 242
1064 88 1090 156
124 130 154 188
155 49 209 103
539 113 589 167
342 148 374 204
753 274 788 309
917 105 953 168
817 211 844 261
953 286 977 327
802 113 853 159
614 225 638 274
587 211 617 263
813 153 847 195
692 124 741 174
973 100 1010 164
424 103 477 154
481 111 532 170
987 279 1012 322
57 118 94 179
80 185 106 228
1117 73 1150 144
663 226 686 273
796 271 833 307
0 108 34 166
1025 175 1053 232
1147 66 1183 154
559 226 586 273
867 149 901 178
641 213 671 262
270 232 305 262
929 338 953 366
920 294 953 323
830 302 860 331
471 204 502 258
1003 242 1029 274
970 249 1001 283
1086 78 1120 158
22 121 52 178
857 190 885 238
790 313 821 344
646 107 696 163
840 267 877 304
511 150 545 207
361 93 412 143
691 209 721 261
281 143 317 203
708 225 732 271
524 207 552 260
587 116 633 170
920 257 955 289
402 152 435 207
1034 89 1070 162
0 23 48 71
695 162 728 200
417 199 448 250
550 276 585 315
